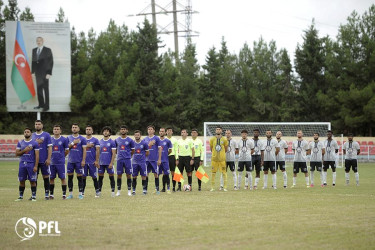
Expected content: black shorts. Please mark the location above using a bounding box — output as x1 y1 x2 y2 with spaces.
252 155 262 172
323 161 336 171
263 161 276 172
310 162 322 171
238 161 252 172
169 155 176 172
178 156 192 173
276 161 285 171
226 161 235 172
193 157 201 171
293 162 307 173
345 159 358 173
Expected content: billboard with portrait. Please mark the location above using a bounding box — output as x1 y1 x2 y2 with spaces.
5 21 71 112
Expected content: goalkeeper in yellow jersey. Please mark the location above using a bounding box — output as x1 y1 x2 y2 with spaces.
209 126 228 191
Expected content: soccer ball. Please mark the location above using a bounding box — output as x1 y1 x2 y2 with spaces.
183 184 191 192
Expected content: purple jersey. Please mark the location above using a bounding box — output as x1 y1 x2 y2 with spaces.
67 135 87 163
115 136 135 160
142 136 161 162
86 137 100 164
17 139 39 163
32 131 52 163
159 138 172 163
133 141 149 163
99 138 116 165
51 136 69 165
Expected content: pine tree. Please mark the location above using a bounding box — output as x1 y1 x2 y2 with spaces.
19 6 33 21
294 21 325 121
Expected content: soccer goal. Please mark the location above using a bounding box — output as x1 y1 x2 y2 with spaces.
203 122 332 167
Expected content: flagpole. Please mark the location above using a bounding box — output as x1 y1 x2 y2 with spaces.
37 111 41 120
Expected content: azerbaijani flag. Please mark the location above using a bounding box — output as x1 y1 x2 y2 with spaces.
11 21 35 103
173 167 184 184
195 166 209 183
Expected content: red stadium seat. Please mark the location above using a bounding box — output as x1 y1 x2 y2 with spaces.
6 139 12 144
0 139 5 144
13 139 19 144
368 141 374 145
360 141 367 145
370 147 375 155
205 141 210 151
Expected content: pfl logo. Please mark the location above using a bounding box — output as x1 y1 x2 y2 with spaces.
15 217 61 241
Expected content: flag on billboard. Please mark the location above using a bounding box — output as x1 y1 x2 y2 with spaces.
11 21 35 103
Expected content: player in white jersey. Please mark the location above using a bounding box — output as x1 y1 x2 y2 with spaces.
262 129 280 189
291 130 310 188
308 133 325 187
323 130 339 186
343 133 360 186
237 130 254 189
251 129 265 189
275 131 288 188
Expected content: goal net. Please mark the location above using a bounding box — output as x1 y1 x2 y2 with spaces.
203 122 332 166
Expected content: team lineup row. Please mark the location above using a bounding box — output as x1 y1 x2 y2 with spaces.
210 127 360 192
14 121 361 201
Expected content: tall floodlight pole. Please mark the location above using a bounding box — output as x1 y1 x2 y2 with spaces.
151 0 157 27
185 0 192 42
173 0 179 59
129 0 199 62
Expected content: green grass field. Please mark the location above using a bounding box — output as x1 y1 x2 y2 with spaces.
0 161 374 249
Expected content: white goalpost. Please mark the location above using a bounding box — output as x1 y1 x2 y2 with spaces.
203 122 335 167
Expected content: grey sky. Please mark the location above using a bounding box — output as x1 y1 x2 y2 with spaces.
17 0 374 65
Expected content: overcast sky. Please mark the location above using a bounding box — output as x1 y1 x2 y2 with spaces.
17 0 374 65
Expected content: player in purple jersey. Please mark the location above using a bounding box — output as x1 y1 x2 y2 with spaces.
132 130 150 195
143 125 162 194
15 128 39 201
115 125 135 197
32 120 52 200
158 128 172 194
98 126 117 197
84 125 100 197
67 123 87 199
49 125 69 199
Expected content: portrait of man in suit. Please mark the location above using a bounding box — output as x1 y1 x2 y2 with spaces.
31 36 53 112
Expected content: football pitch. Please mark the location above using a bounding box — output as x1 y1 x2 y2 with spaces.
0 161 374 249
